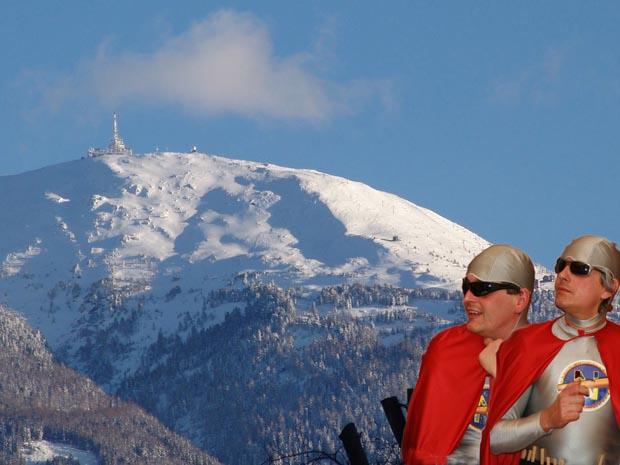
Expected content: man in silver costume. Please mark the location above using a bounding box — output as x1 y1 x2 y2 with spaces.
402 244 535 465
483 235 620 465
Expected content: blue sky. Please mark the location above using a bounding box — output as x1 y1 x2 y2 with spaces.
1 1 619 269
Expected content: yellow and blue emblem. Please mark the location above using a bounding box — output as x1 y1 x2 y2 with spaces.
471 381 490 430
557 360 610 411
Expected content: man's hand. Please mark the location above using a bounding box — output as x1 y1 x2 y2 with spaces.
539 380 589 431
478 337 503 377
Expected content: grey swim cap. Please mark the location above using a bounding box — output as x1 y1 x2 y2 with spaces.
466 244 535 292
559 235 620 280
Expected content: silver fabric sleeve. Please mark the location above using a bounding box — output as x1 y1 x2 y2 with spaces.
489 386 549 454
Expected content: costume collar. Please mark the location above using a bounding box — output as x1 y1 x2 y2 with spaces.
561 312 607 336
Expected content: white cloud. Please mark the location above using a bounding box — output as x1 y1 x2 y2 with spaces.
487 47 567 106
43 10 385 122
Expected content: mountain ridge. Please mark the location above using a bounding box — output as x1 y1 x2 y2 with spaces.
1 151 494 289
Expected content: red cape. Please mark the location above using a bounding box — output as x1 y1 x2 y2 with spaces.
402 324 487 464
480 318 620 465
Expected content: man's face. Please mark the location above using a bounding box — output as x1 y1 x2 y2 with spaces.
554 259 613 319
462 274 524 340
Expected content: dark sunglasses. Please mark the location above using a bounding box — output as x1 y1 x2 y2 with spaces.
554 258 594 276
462 278 521 297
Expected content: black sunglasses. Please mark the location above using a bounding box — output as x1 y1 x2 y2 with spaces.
554 258 594 276
462 278 521 297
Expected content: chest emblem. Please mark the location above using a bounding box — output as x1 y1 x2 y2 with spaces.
557 360 610 411
471 381 490 430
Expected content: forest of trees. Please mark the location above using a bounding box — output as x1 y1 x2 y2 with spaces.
113 282 558 465
0 305 222 465
1 277 574 465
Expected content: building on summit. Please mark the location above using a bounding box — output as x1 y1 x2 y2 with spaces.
88 112 133 157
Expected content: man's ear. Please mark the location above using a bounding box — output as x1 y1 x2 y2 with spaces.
602 278 620 301
515 288 531 314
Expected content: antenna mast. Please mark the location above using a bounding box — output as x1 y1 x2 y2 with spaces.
87 112 133 157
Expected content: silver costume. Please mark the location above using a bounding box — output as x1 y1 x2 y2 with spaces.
490 314 620 464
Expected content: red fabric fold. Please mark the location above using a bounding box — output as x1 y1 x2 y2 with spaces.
402 325 487 464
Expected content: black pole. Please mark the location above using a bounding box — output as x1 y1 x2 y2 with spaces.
338 423 369 465
381 396 407 447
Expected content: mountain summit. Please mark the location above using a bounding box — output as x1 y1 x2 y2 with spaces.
0 150 499 375
0 151 491 351
1 150 490 292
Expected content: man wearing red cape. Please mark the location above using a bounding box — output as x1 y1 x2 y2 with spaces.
401 244 535 464
481 235 620 465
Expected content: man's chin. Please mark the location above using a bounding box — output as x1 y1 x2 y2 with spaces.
465 321 483 335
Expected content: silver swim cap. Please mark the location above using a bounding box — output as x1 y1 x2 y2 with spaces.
559 235 620 280
467 244 535 292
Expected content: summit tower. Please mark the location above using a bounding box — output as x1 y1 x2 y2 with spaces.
88 112 133 157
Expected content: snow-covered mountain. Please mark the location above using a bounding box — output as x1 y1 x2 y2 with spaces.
1 151 492 291
0 151 553 464
0 152 494 362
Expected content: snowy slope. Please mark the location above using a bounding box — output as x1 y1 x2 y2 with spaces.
0 151 548 388
0 151 490 288
22 440 98 465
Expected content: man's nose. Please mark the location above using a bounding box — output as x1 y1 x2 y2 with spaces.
462 290 476 303
557 265 571 281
